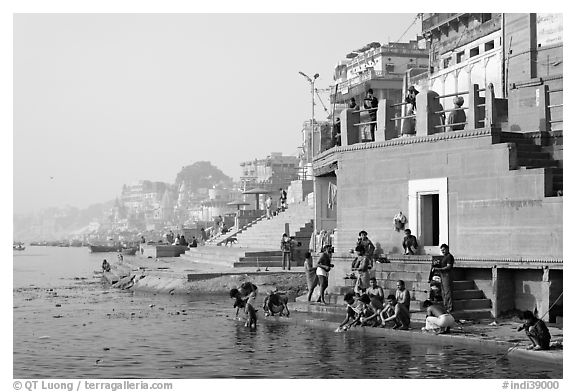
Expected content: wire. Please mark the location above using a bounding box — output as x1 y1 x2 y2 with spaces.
395 14 420 43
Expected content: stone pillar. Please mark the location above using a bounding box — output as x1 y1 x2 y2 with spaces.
376 99 396 141
340 108 360 146
536 84 550 132
319 123 333 152
416 90 442 136
468 83 483 129
491 265 499 318
541 266 550 322
484 83 496 129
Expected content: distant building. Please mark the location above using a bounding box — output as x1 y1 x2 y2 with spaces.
240 152 300 191
331 40 428 107
121 180 170 213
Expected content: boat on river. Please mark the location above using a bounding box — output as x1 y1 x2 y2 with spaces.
89 244 121 253
13 243 26 251
121 247 138 256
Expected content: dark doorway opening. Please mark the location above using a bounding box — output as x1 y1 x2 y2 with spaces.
420 193 439 246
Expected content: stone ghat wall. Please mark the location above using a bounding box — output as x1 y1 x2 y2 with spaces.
330 131 562 259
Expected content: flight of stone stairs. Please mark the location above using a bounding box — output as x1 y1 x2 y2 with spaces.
497 131 563 196
181 202 314 268
234 202 315 251
292 257 493 322
182 246 290 268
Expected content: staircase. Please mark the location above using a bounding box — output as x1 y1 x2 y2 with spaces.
293 259 493 321
498 131 563 196
234 202 315 250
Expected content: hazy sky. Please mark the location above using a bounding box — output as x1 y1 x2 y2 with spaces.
13 13 421 214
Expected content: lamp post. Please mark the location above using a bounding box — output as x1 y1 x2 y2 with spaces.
298 71 319 170
299 71 319 243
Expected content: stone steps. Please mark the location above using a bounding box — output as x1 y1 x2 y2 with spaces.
234 203 314 250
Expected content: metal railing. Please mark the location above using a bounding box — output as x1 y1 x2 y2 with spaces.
547 88 563 125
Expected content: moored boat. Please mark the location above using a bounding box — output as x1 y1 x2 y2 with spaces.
121 247 138 256
89 244 121 253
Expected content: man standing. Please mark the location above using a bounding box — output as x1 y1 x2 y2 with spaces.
279 188 287 211
434 244 455 313
280 233 292 271
265 196 273 219
363 89 378 141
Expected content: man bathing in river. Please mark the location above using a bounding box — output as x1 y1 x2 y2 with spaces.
263 291 290 317
421 300 456 334
230 282 259 328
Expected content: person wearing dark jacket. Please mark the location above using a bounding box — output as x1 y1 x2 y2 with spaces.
363 89 379 141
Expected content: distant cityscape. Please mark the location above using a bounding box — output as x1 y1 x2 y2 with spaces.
14 153 302 243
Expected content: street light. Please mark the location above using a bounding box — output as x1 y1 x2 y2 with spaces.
298 71 319 169
299 71 319 242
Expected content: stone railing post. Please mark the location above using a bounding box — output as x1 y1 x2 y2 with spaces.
491 265 499 318
416 90 441 136
541 266 550 322
376 99 396 141
468 83 482 129
536 84 550 132
484 83 497 129
340 108 360 146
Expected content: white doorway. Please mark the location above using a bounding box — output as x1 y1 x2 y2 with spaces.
408 178 448 255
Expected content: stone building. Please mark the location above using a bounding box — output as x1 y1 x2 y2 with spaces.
240 152 300 192
312 13 562 321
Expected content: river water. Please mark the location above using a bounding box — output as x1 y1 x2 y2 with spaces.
13 247 561 379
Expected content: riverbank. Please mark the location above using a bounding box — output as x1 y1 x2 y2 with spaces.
113 254 308 298
108 254 563 367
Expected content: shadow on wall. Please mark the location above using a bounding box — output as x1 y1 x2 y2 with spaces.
518 284 537 315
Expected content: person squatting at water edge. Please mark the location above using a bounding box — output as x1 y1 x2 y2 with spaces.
421 300 457 334
351 244 371 295
516 310 551 350
382 295 411 330
230 282 258 328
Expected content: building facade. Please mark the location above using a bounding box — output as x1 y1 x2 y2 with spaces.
311 13 562 321
240 152 300 192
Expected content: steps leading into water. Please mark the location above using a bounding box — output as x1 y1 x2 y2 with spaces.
292 259 494 321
